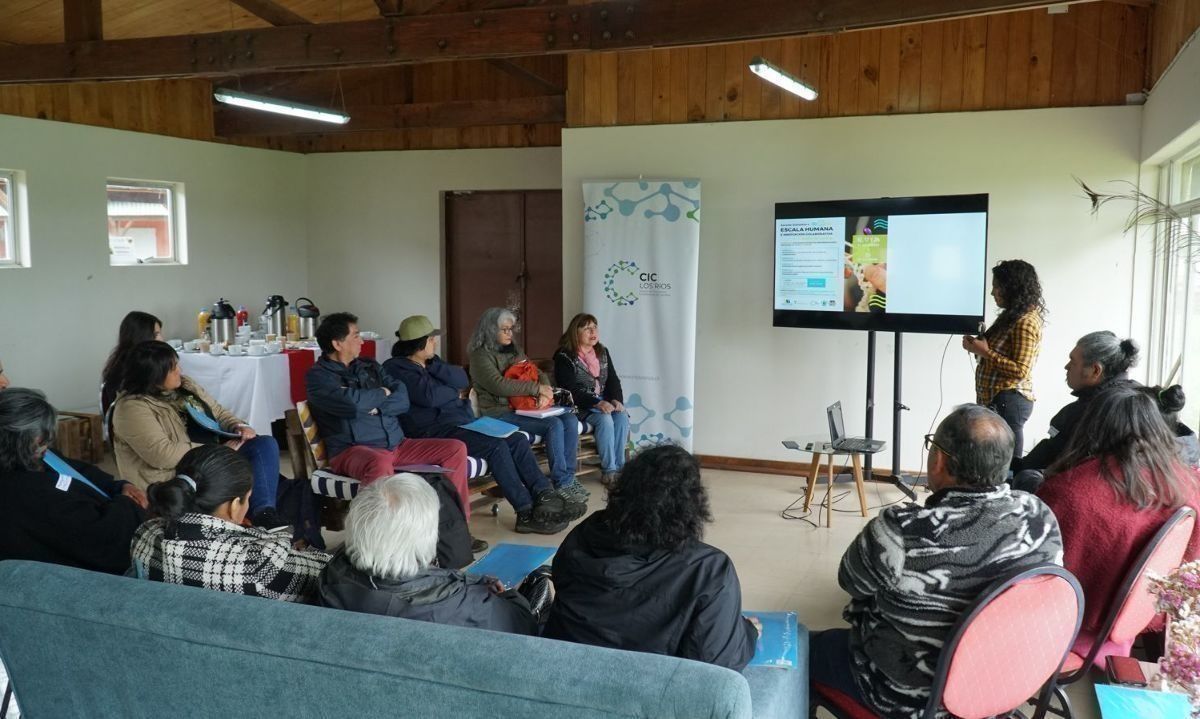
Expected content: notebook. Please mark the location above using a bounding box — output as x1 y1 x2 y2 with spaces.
460 417 520 438
743 611 800 669
1095 684 1190 718
515 406 568 419
466 543 557 589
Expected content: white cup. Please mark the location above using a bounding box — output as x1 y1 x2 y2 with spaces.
227 344 246 356
209 345 224 356
249 339 266 347
248 345 267 356
183 340 199 352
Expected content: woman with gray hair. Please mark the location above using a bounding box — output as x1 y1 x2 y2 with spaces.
1013 330 1139 478
316 473 540 634
468 307 588 515
0 387 145 574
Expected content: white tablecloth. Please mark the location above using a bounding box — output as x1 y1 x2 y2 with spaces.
177 352 291 435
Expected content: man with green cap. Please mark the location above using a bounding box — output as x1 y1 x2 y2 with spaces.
382 315 582 535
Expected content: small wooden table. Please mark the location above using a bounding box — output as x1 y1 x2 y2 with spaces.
792 439 870 527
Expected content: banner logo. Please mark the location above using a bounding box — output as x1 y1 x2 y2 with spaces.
604 260 640 306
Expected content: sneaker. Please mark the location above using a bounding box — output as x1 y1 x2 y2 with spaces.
515 510 568 535
533 489 567 518
471 537 490 554
552 487 588 521
558 480 591 502
250 508 287 530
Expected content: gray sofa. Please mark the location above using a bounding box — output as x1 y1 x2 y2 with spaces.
0 561 806 718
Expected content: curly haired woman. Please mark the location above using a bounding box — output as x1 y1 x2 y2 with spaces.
963 259 1046 457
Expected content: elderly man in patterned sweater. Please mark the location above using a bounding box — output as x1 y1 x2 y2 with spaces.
810 404 1063 718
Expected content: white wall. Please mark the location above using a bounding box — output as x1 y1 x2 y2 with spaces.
0 114 308 411
562 107 1145 470
304 148 561 351
1143 28 1200 164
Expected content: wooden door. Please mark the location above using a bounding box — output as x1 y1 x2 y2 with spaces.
444 190 563 367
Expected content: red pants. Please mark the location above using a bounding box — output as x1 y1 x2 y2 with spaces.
330 438 471 518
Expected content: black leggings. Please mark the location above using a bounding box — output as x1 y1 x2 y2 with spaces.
989 389 1034 458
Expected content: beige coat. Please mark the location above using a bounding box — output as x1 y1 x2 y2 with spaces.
111 376 246 489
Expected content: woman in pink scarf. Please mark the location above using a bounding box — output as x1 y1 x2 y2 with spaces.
553 314 629 486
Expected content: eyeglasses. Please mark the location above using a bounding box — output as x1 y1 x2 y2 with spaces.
498 326 515 334
923 433 956 462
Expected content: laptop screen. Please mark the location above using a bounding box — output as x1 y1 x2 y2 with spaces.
827 402 845 443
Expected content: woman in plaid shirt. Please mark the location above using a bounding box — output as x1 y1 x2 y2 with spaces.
962 259 1046 458
132 445 330 602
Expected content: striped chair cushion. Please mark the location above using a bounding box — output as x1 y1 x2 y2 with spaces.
295 401 330 470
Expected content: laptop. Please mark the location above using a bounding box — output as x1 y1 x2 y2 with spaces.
827 402 886 453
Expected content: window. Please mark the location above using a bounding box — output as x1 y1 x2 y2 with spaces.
107 179 186 266
1179 154 1200 206
0 169 29 268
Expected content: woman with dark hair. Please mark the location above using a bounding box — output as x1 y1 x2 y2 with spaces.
382 314 574 535
1141 384 1200 468
100 310 163 415
111 341 285 528
468 307 589 506
963 259 1046 457
131 445 329 601
553 313 629 486
0 356 10 391
0 387 145 574
1038 383 1200 651
544 445 759 671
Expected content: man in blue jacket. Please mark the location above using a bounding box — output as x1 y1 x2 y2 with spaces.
382 315 579 535
304 312 470 516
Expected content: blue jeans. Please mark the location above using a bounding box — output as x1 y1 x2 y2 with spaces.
238 435 280 514
447 427 550 513
502 412 579 488
586 409 629 472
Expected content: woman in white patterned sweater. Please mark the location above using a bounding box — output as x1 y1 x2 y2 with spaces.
809 405 1063 719
131 445 330 603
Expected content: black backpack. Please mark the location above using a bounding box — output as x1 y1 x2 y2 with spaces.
423 473 473 570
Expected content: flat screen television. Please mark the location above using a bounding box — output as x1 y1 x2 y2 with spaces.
773 193 988 334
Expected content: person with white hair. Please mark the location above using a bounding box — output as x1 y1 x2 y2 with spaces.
316 473 540 634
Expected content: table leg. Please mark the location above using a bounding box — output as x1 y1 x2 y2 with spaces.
825 455 835 528
803 454 821 512
851 453 868 517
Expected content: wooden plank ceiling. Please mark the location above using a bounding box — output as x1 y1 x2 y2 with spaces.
0 0 1174 153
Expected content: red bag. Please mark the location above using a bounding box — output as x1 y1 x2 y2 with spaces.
504 360 542 410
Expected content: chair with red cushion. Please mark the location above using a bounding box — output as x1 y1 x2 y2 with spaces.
1047 506 1196 719
811 564 1084 719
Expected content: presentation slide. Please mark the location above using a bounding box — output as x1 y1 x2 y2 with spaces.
772 194 988 334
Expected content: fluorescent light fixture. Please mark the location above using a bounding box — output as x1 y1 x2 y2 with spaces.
212 88 351 124
748 56 818 101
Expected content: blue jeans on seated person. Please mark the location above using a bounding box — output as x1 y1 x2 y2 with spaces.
237 435 280 515
586 409 629 473
448 428 551 513
808 628 866 704
501 412 579 489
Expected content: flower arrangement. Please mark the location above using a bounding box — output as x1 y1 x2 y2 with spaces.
1149 560 1200 709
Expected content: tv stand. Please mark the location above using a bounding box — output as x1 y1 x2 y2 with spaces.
864 331 918 501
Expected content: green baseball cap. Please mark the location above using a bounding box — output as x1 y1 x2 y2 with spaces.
397 315 442 341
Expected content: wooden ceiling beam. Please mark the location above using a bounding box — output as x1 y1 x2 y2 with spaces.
487 58 562 94
62 0 103 43
0 0 1106 84
231 0 313 26
213 94 565 136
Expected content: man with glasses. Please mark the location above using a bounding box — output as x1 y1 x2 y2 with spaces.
808 404 1063 718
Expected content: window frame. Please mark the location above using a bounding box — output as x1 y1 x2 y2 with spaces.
0 169 30 269
106 177 188 267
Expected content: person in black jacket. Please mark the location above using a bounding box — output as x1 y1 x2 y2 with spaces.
1011 331 1138 491
382 315 574 535
553 313 629 486
0 387 146 574
544 445 758 671
317 473 539 634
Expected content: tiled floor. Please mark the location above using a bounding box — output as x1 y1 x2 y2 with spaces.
463 467 1102 719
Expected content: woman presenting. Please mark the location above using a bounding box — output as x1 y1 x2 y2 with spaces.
962 259 1046 458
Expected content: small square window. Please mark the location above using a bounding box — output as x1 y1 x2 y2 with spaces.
0 170 27 268
107 179 186 266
